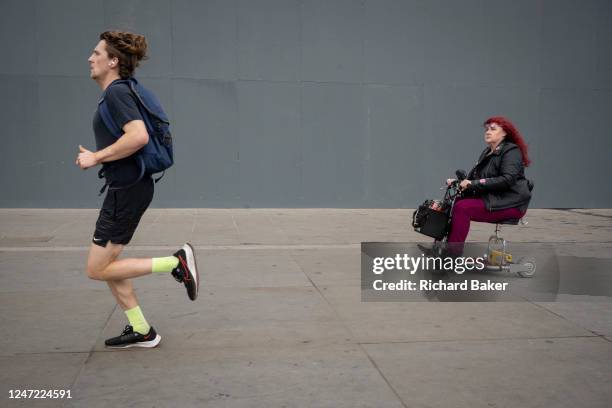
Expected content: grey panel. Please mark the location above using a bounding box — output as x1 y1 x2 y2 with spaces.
301 83 366 206
172 0 237 80
421 0 488 86
0 76 43 206
3 0 612 207
364 85 425 207
537 89 612 208
0 0 37 75
363 0 426 85
301 0 365 83
482 0 541 86
104 0 173 78
594 2 612 89
540 0 602 89
38 77 101 207
237 81 300 206
169 79 239 207
237 0 300 81
37 0 104 76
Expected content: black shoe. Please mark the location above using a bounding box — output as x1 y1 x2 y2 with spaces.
104 325 161 349
171 243 199 301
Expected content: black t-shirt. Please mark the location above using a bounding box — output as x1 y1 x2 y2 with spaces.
93 80 143 186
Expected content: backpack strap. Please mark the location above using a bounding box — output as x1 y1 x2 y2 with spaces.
125 79 169 185
127 79 169 125
95 156 146 195
107 155 146 192
153 170 165 184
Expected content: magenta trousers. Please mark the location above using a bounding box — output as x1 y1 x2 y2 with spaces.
448 198 525 247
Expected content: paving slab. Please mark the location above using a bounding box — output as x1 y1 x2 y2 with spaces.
96 287 353 352
190 213 241 245
266 209 414 244
0 210 96 247
0 251 96 292
0 290 115 355
1 208 611 247
131 211 198 246
318 286 594 343
363 337 612 408
0 248 312 292
1 353 87 408
0 208 610 407
230 212 290 244
290 248 362 287
69 346 404 408
536 301 612 337
189 249 311 289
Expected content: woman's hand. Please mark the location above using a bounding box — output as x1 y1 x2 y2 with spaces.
459 179 472 191
446 178 457 186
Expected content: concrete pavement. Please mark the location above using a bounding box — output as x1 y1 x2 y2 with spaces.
1 209 611 407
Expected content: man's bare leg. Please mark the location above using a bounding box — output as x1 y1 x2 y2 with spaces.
86 241 161 348
86 242 140 310
85 241 199 348
86 242 153 283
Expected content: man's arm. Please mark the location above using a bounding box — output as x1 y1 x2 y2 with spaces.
76 120 149 169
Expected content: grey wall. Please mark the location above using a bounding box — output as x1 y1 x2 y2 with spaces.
1 0 611 208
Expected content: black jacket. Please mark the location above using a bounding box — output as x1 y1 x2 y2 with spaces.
466 142 533 212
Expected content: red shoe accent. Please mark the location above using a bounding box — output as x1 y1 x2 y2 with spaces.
178 255 191 281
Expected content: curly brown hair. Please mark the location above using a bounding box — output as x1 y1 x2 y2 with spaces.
99 30 148 79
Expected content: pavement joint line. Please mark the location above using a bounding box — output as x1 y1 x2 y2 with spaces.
7 334 607 358
0 244 362 251
64 302 118 404
2 241 612 252
361 348 410 408
190 214 197 234
528 301 607 338
12 351 92 356
357 334 602 346
230 214 241 240
290 252 409 408
562 209 612 219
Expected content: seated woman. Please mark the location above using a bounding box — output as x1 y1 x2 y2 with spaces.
446 116 532 255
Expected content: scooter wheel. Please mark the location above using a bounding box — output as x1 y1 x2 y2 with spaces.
516 257 536 278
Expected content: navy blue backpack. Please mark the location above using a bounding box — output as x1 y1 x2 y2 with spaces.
97 77 173 193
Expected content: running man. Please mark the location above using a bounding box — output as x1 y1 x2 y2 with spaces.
76 31 198 348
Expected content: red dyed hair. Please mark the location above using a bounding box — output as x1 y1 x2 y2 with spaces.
484 116 531 166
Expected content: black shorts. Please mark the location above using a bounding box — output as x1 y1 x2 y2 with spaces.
92 177 154 247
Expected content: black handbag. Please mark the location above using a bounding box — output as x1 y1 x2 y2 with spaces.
412 200 450 240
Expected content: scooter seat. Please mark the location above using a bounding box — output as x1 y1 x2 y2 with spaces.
496 218 521 225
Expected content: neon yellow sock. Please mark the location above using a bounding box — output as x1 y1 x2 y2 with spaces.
152 256 179 273
125 306 151 335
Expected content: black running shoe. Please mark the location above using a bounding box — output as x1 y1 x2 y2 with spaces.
104 325 161 349
171 243 199 301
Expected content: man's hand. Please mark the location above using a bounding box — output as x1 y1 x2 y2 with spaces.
459 179 472 191
76 145 99 169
